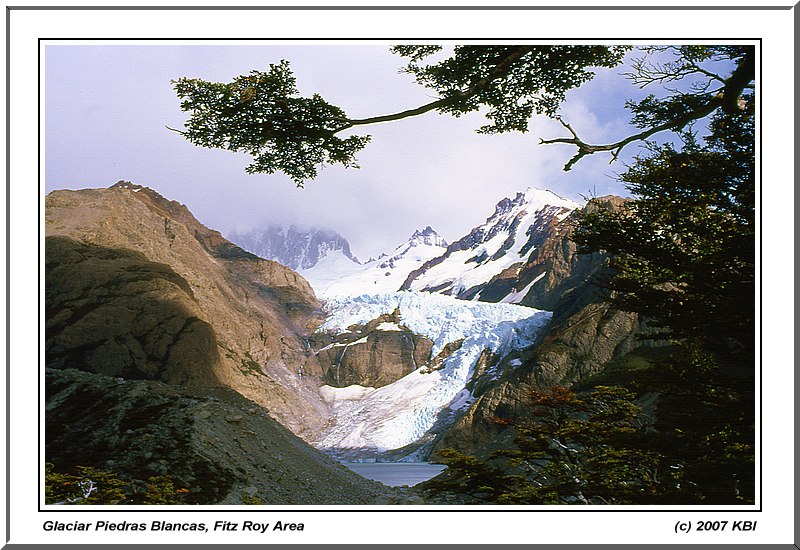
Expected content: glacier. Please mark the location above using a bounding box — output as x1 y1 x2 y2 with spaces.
313 291 551 459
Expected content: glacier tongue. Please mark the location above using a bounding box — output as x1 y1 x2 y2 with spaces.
314 291 551 458
319 291 550 356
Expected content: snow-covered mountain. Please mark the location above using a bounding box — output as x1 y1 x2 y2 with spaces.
401 188 581 303
301 226 448 296
227 224 360 271
312 292 551 460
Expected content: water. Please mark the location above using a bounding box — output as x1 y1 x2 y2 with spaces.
342 462 447 487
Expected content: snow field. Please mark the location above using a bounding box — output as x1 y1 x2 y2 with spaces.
301 242 448 296
319 291 550 356
407 188 579 296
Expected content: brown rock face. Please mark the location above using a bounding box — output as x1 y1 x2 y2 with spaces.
313 310 433 388
46 237 220 386
45 181 329 438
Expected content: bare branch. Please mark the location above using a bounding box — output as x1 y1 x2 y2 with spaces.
541 97 721 171
52 479 97 505
542 48 754 171
622 47 726 90
165 125 187 135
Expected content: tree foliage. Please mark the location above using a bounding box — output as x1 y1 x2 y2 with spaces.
427 364 753 505
172 45 627 185
45 463 190 505
172 61 370 185
638 345 755 504
426 386 661 504
572 95 755 367
390 45 628 134
172 45 753 182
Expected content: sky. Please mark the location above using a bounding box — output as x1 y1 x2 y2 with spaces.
46 44 669 259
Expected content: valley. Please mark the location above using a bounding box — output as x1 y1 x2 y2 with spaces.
45 180 600 502
43 178 752 505
37 41 757 515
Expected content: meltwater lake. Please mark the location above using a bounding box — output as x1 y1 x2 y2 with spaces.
342 462 447 487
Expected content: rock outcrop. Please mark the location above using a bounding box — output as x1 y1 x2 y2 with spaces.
45 181 329 438
312 309 434 388
433 196 643 456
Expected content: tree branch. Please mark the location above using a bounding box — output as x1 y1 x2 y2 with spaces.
541 49 753 171
541 96 720 171
339 46 535 130
165 125 186 136
341 96 451 127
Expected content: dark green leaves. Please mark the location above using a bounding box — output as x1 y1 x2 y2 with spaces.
172 61 370 186
426 386 659 505
392 45 630 134
172 46 630 183
573 100 755 360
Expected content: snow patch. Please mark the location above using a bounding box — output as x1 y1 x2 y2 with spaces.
500 272 546 304
375 322 403 332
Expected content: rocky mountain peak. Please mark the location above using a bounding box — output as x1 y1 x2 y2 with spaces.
401 187 582 298
45 182 331 437
408 226 448 248
227 224 360 271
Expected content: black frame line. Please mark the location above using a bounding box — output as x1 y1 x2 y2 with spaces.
34 35 764 515
3 4 783 548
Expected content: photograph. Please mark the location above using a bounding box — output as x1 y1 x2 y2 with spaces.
43 41 756 507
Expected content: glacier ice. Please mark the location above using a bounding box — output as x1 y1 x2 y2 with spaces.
313 291 551 458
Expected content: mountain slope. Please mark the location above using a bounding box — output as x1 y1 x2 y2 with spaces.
402 188 580 302
431 196 643 456
46 367 393 504
45 181 330 438
228 224 360 270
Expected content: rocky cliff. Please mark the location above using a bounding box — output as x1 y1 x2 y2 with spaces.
45 181 329 438
311 309 434 388
432 196 642 456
